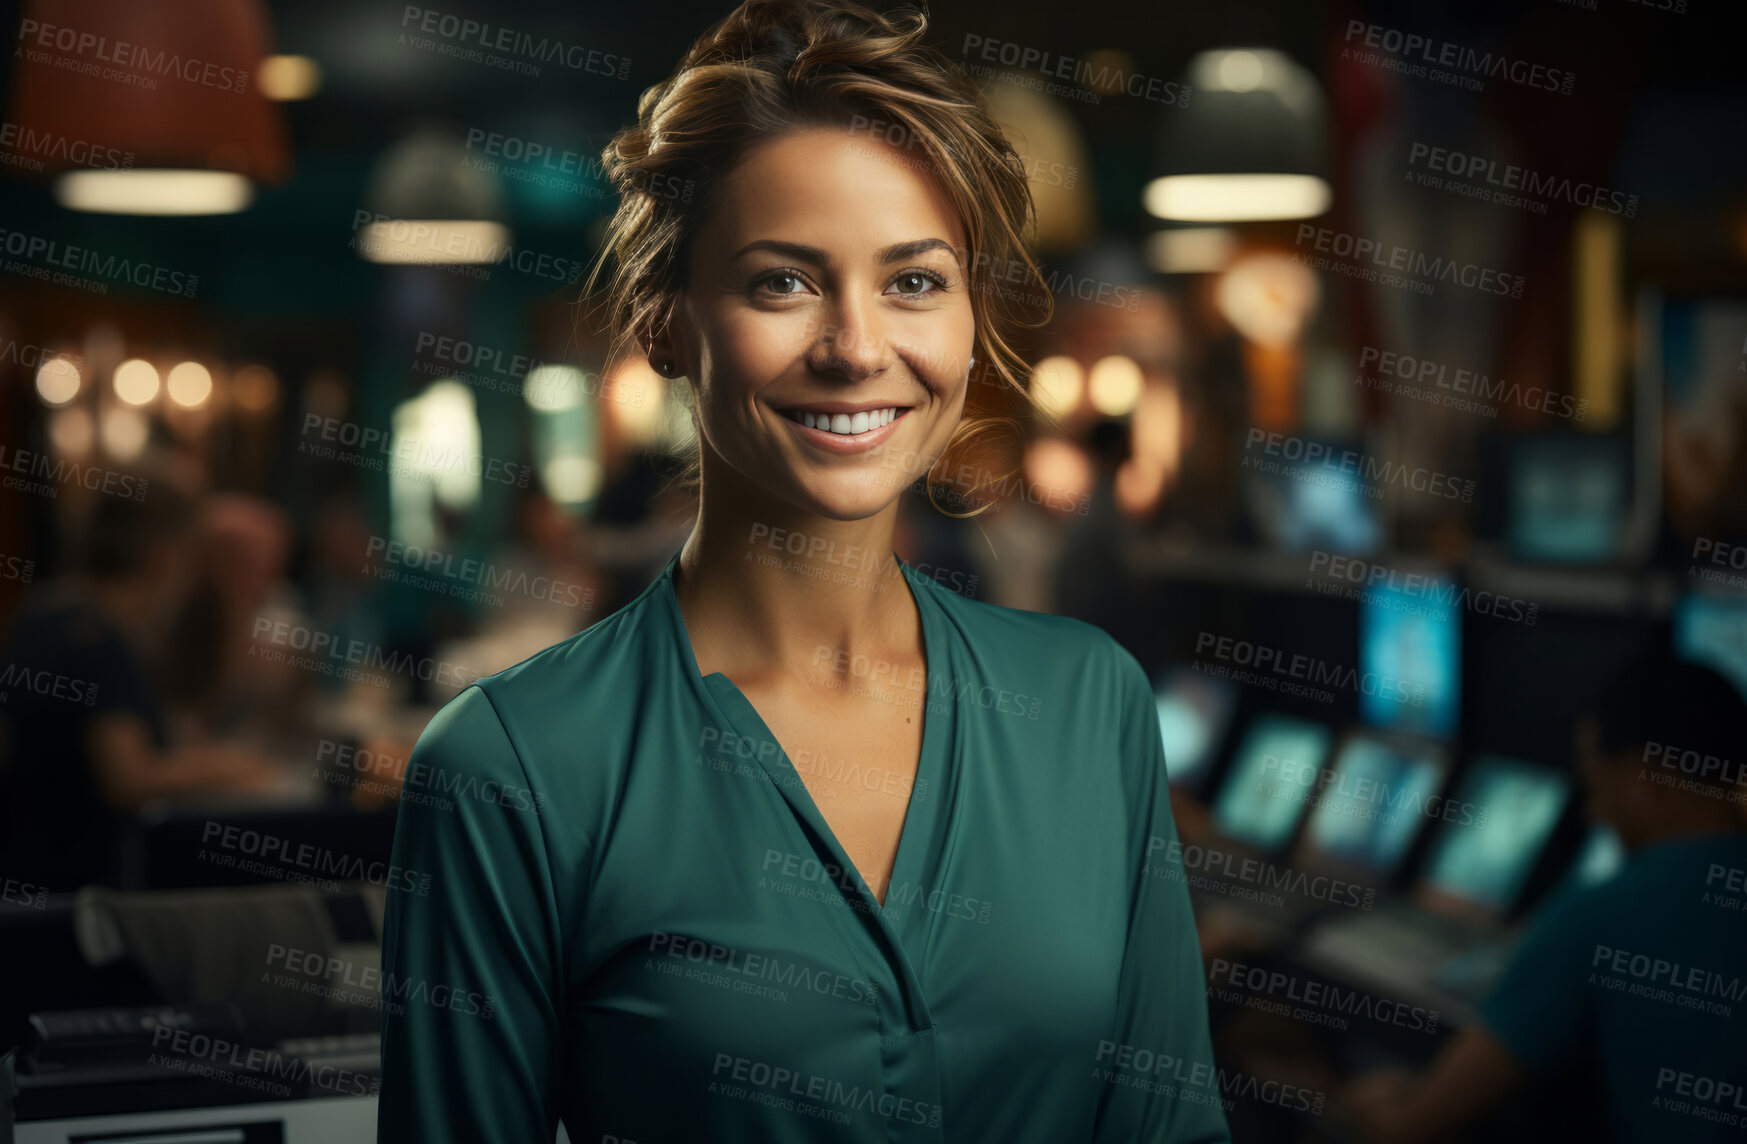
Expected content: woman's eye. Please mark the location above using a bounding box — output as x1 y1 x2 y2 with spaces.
756 271 808 297
890 270 946 297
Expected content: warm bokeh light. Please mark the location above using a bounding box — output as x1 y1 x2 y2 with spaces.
1119 382 1184 515
113 359 160 405
100 407 150 460
46 407 94 457
396 381 483 512
1023 437 1095 516
56 170 255 216
34 355 81 405
233 365 280 413
1145 228 1237 274
1144 174 1330 222
1215 251 1320 348
1088 356 1144 417
1029 356 1085 421
607 359 668 445
257 55 323 101
167 362 214 408
1217 49 1267 92
525 366 587 414
542 455 603 504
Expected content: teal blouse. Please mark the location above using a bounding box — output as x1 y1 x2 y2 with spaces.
377 549 1228 1143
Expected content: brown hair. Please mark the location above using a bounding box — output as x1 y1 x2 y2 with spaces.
581 0 1052 516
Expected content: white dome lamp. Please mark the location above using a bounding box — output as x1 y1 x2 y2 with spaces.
1145 48 1331 225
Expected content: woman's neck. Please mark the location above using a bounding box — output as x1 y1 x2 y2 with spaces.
671 473 919 685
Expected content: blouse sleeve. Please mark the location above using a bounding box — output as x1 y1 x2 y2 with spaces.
376 685 566 1143
1092 648 1232 1144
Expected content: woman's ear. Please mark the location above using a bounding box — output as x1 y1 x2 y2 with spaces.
643 303 689 380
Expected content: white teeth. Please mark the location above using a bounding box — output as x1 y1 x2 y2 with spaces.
785 407 902 435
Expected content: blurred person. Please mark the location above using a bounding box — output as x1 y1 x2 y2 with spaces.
0 482 282 890
1340 654 1747 1143
166 493 310 748
1055 418 1136 631
376 1 1227 1141
303 495 390 667
580 446 697 611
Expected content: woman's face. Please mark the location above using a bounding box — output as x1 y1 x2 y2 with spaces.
660 126 977 521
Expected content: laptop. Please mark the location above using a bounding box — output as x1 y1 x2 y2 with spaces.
1300 754 1572 1014
1210 713 1335 855
1153 666 1239 796
1287 728 1451 886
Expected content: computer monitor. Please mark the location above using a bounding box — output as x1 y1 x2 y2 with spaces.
1154 667 1239 792
1359 577 1460 740
1293 730 1449 879
1506 435 1627 564
1418 755 1571 920
1674 593 1747 702
1242 436 1382 557
1212 714 1333 853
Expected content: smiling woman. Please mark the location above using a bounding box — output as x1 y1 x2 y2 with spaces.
375 2 1228 1142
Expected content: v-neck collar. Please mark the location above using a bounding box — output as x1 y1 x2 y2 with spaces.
654 546 952 1030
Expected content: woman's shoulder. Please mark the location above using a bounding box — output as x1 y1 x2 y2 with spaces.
907 566 1139 681
906 568 1148 718
414 577 672 768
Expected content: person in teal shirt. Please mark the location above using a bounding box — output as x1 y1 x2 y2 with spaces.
375 1 1228 1140
1341 655 1747 1142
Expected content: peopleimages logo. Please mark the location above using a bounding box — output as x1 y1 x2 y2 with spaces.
265 943 496 1019
959 35 1190 106
0 121 134 171
1590 944 1743 1015
1207 957 1441 1034
1194 631 1424 707
299 413 534 489
1093 1043 1326 1115
0 227 199 297
1340 20 1575 95
1307 552 1540 626
365 535 593 609
1293 224 1524 299
1146 835 1377 911
1653 1068 1746 1129
1254 752 1488 828
709 1053 943 1127
347 211 587 284
1356 346 1587 422
1406 143 1638 218
1242 428 1475 502
646 932 878 1006
200 820 434 896
397 6 630 80
15 19 250 93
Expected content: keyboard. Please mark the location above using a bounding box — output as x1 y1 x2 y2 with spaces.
275 1032 381 1074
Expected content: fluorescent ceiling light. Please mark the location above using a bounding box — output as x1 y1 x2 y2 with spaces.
356 220 511 265
56 169 255 216
1144 174 1330 222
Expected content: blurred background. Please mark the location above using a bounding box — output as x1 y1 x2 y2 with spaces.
0 0 1744 1140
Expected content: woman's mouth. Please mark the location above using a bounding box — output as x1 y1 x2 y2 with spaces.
775 404 912 452
780 406 905 436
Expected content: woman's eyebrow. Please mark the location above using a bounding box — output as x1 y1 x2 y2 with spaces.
729 237 961 266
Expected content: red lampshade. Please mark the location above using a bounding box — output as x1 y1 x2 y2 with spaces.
3 0 289 182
